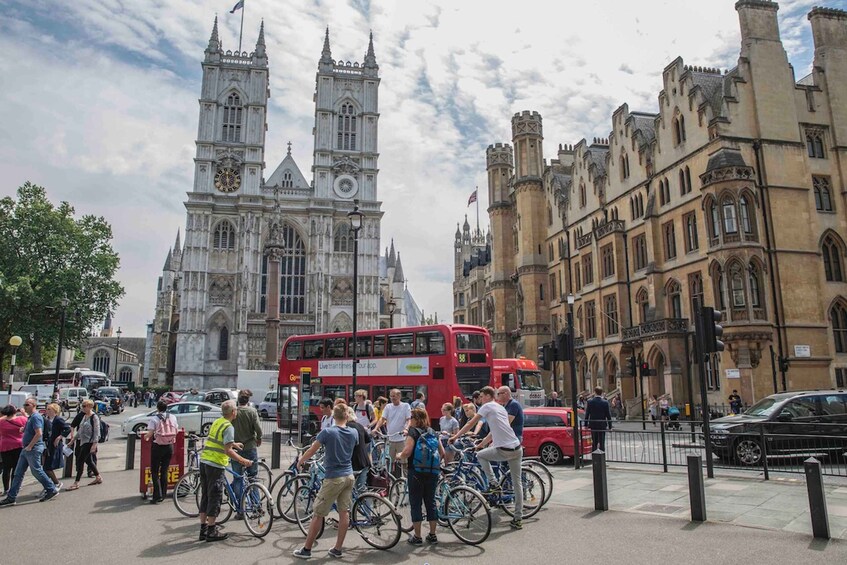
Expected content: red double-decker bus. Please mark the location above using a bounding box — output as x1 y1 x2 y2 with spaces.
278 324 492 424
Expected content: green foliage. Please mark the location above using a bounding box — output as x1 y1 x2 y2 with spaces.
0 182 125 359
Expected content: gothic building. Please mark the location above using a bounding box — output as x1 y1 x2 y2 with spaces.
146 19 421 389
462 1 847 409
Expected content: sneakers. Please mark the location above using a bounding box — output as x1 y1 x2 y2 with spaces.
328 548 343 558
39 489 59 503
407 535 423 546
199 525 207 541
509 519 523 530
56 482 63 491
426 533 438 544
205 526 228 542
293 547 312 559
481 484 502 497
0 497 16 507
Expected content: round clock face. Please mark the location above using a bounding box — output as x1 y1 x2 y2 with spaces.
214 167 241 193
333 174 359 198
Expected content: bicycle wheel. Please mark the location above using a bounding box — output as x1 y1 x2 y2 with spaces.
242 483 274 538
173 470 201 517
215 487 235 525
524 460 553 506
255 461 273 489
501 467 545 519
274 473 307 522
353 493 402 550
293 485 324 538
387 478 412 533
370 442 386 473
444 485 491 545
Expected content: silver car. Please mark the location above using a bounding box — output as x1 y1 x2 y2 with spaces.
121 401 221 436
258 388 299 420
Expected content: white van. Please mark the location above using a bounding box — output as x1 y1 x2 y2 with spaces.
58 387 89 409
0 391 30 409
17 384 54 408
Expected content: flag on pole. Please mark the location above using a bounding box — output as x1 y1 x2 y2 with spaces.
230 0 244 13
467 189 477 207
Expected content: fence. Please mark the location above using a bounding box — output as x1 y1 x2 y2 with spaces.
597 421 847 479
199 408 318 439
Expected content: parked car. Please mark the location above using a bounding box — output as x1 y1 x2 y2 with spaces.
522 407 592 465
58 387 89 410
159 391 184 405
203 388 239 406
94 386 124 413
121 401 222 436
180 390 205 402
258 388 299 420
710 390 847 465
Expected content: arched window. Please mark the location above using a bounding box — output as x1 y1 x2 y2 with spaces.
685 167 692 193
93 349 110 375
806 130 825 159
282 171 293 188
333 222 354 253
213 220 236 250
706 199 720 241
748 263 763 309
260 223 307 314
667 280 682 319
722 198 738 234
740 196 754 235
679 169 686 196
119 367 133 383
218 326 229 360
620 154 630 180
832 302 847 353
576 306 584 336
636 287 649 324
222 92 243 142
579 183 586 207
814 176 834 212
711 263 727 311
823 235 844 282
337 103 357 150
689 271 704 316
673 114 686 145
729 262 746 308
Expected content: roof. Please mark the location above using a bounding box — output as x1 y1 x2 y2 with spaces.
404 289 423 326
266 152 309 189
585 145 609 177
705 148 747 172
688 70 725 117
628 112 658 149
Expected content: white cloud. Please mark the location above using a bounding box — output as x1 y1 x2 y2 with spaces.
0 0 826 335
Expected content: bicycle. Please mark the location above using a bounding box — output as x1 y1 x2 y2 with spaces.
293 461 402 550
270 439 314 522
522 459 553 506
173 464 275 537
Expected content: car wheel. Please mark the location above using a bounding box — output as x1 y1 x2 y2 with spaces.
539 442 563 466
133 423 148 434
734 437 763 466
260 410 269 420
201 422 212 437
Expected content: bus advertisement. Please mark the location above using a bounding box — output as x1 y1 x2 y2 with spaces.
278 324 492 425
492 358 546 407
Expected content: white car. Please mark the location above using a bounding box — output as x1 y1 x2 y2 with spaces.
121 401 221 436
257 388 299 420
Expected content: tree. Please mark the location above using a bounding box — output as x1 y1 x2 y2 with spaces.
0 182 124 373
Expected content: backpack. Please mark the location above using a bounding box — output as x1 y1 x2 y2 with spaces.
155 414 178 445
411 427 441 475
92 414 109 443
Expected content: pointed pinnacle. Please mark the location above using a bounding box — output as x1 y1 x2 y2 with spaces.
320 26 333 64
208 15 220 50
364 30 377 68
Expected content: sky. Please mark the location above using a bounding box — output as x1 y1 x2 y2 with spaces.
0 0 839 338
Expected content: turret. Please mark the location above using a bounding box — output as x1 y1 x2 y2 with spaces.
511 111 544 180
486 143 514 205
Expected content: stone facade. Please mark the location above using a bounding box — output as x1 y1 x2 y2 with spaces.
462 1 847 409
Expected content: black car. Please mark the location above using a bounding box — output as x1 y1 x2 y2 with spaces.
95 386 124 413
710 390 847 465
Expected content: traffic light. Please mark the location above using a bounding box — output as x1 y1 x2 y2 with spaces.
639 362 656 377
555 332 571 361
627 356 637 377
701 307 725 353
537 344 551 371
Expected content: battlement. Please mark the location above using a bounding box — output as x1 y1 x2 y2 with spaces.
220 50 254 65
735 0 778 12
684 65 723 75
591 137 610 146
809 6 847 20
809 6 847 50
486 143 514 168
511 110 543 139
487 142 513 150
558 143 575 152
513 110 542 119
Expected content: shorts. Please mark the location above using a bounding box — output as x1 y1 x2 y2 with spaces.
313 475 354 517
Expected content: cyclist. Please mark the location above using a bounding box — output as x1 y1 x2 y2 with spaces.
374 389 410 477
232 392 262 507
496 386 524 442
451 386 524 530
319 398 335 430
198 400 253 542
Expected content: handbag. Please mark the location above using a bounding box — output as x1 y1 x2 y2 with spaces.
62 443 74 458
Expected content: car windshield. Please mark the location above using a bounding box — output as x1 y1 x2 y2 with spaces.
99 388 120 396
743 397 783 417
518 370 544 391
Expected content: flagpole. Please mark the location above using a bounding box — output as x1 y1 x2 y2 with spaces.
475 185 480 235
238 0 245 52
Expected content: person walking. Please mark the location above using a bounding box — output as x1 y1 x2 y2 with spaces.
143 400 178 504
293 404 358 559
451 386 524 530
496 386 524 442
0 398 59 505
66 399 102 491
43 403 70 491
375 389 411 477
0 405 26 496
659 396 671 422
398 407 445 545
728 390 742 415
584 387 613 452
546 391 563 407
648 395 658 426
198 400 253 542
232 391 262 507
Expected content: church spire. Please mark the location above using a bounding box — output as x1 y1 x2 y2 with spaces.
255 20 266 58
393 253 405 283
387 238 396 267
163 248 173 271
320 27 333 66
363 30 378 70
173 229 181 254
207 15 221 53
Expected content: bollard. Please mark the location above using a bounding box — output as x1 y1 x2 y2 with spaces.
126 432 136 470
804 457 830 539
592 450 608 511
63 447 74 479
271 430 282 470
687 454 707 522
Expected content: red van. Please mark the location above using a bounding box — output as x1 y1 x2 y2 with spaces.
522 407 592 465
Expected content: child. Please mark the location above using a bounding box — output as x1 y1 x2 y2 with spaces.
439 402 459 463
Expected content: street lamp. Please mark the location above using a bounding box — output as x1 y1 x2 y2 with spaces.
387 298 396 329
347 200 364 398
567 293 580 470
52 297 70 400
7 335 22 392
114 326 122 382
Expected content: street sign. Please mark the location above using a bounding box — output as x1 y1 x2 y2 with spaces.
794 345 811 358
725 368 741 379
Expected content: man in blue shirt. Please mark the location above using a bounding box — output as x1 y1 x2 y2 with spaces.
294 404 358 560
496 386 524 441
0 398 59 506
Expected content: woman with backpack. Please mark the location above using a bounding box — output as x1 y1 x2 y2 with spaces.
396 407 445 546
66 399 102 490
144 400 178 503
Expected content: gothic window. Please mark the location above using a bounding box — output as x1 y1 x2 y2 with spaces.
213 220 236 250
832 301 847 353
663 220 677 260
585 300 597 339
679 169 686 196
583 252 594 285
740 195 754 235
672 113 686 145
579 183 586 208
282 171 293 188
722 197 738 234
689 271 704 316
93 349 110 375
633 234 648 271
620 153 630 180
260 223 307 314
814 176 834 212
209 279 232 305
604 293 619 335
749 263 763 309
333 222 354 253
574 263 582 290
823 234 845 282
806 129 825 159
119 367 133 383
637 194 644 217
667 280 682 319
707 198 720 242
729 262 746 308
577 306 584 336
684 212 699 252
601 244 615 278
659 178 670 206
685 166 692 194
222 93 243 142
337 103 357 150
636 287 649 324
218 326 229 360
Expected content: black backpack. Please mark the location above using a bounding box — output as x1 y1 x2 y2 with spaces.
90 414 109 443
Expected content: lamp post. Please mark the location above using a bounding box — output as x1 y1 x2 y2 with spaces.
52 297 70 400
347 200 364 398
387 298 396 329
567 293 580 470
114 327 122 382
7 335 22 393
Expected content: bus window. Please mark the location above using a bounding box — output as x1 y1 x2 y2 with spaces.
347 336 372 358
323 385 347 402
285 341 302 361
372 386 424 405
416 331 446 355
374 336 386 356
325 337 346 358
388 333 414 356
303 339 325 359
456 333 485 350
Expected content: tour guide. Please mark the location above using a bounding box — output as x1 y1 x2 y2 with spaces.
198 400 253 542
